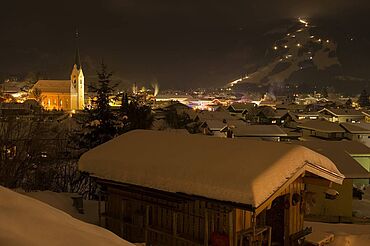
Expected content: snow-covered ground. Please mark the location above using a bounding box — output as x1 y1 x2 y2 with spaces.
305 221 370 246
353 186 370 219
306 186 370 245
17 189 102 225
0 186 133 246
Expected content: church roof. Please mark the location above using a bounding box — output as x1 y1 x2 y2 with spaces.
33 80 71 93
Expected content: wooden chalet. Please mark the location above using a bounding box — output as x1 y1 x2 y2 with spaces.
79 130 344 246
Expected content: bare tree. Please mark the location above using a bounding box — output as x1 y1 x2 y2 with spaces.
0 114 90 194
31 88 44 105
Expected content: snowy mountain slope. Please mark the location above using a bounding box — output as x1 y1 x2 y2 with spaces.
226 18 343 89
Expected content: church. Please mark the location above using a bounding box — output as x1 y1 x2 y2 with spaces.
32 41 85 111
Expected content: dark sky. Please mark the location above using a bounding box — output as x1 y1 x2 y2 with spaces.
1 0 370 89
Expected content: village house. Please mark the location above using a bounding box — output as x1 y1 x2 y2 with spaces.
297 141 370 222
226 102 257 119
363 110 370 123
296 120 346 140
222 124 289 141
318 108 365 123
340 122 370 147
0 99 41 117
79 130 344 246
245 106 288 125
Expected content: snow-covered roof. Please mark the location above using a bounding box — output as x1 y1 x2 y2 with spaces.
201 119 226 130
33 80 71 93
297 120 346 133
340 122 370 134
296 141 370 179
79 130 344 208
232 125 287 137
0 186 134 246
227 102 256 112
318 108 365 117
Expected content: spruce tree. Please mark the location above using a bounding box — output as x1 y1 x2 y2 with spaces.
120 92 129 116
76 63 123 150
345 98 353 108
359 89 370 107
321 87 328 98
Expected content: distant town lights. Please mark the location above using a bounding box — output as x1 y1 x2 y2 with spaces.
273 46 278 50
284 45 288 48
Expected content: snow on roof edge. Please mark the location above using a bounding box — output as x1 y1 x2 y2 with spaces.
79 130 344 208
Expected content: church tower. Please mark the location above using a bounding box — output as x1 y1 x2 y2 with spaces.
70 30 85 110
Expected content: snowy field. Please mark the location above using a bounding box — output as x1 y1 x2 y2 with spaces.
306 221 370 246
353 186 370 219
17 189 101 225
0 186 133 246
306 186 370 245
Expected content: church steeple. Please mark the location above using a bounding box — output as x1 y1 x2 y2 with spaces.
74 29 81 70
71 29 84 110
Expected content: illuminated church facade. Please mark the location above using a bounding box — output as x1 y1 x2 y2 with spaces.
32 39 85 111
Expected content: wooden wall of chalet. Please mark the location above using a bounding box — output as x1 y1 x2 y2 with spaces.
101 176 306 246
234 177 305 245
282 177 305 241
103 185 236 246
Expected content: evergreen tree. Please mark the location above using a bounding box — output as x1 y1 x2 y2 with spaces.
75 63 124 150
120 92 129 116
345 98 353 108
126 99 153 130
359 89 370 107
321 87 328 98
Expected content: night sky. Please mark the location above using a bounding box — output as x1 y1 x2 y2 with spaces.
1 0 370 89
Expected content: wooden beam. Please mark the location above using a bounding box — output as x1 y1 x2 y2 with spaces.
204 209 209 246
229 211 234 246
145 205 149 243
303 177 331 187
98 192 101 226
255 169 304 215
172 211 177 245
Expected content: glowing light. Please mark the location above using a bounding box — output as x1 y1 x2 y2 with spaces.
297 43 301 47
298 17 309 26
318 38 322 42
284 45 288 49
228 74 249 87
326 39 330 43
273 46 278 50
